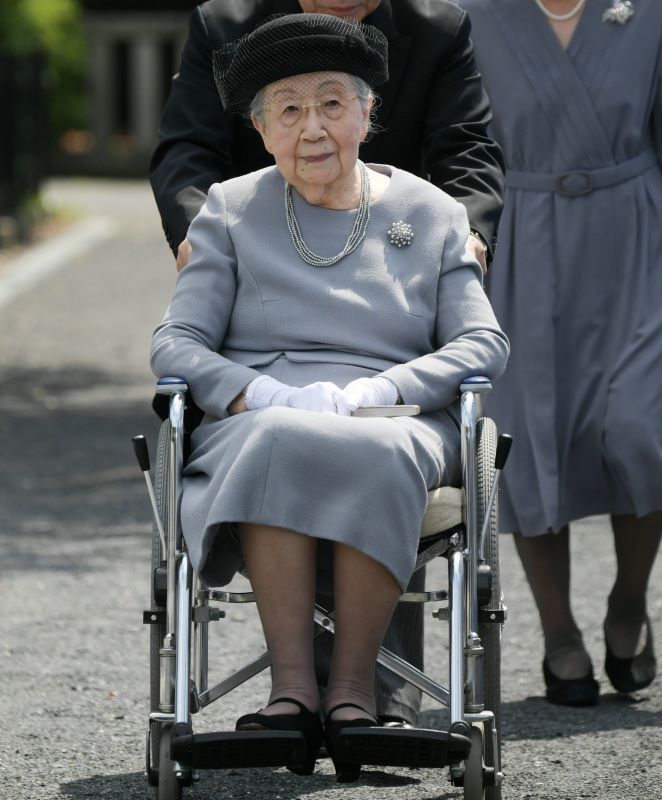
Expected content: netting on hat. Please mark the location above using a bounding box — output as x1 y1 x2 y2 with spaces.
212 13 388 114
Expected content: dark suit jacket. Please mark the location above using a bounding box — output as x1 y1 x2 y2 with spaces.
150 0 504 260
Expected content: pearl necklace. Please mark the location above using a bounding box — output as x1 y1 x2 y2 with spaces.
533 0 587 21
285 161 370 267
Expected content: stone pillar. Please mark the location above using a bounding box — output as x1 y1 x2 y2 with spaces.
129 34 163 153
88 33 115 152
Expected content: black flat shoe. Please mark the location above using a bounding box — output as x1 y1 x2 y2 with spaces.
542 657 599 706
236 697 323 775
605 616 657 694
324 702 378 783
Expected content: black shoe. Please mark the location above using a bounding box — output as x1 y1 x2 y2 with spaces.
605 616 657 694
542 657 599 706
324 702 378 783
236 697 323 775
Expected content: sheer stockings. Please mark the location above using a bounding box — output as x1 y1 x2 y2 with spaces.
515 512 662 679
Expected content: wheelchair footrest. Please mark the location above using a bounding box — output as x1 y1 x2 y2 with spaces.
334 727 472 769
171 729 306 770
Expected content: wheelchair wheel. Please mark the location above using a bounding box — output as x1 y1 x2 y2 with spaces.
463 724 485 800
149 420 171 786
476 417 502 800
157 724 183 800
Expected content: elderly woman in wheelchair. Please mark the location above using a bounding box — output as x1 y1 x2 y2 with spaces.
147 12 509 792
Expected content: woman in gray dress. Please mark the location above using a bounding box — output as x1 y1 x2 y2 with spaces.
457 0 662 704
150 13 508 778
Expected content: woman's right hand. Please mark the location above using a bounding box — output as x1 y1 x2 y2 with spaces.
286 382 352 415
243 375 351 415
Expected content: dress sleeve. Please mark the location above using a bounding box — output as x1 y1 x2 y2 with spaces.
380 201 509 412
149 7 236 257
422 11 505 260
150 185 261 418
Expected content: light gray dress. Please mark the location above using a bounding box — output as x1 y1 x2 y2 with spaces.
151 164 509 590
458 0 662 534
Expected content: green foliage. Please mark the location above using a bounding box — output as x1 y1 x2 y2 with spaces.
0 0 87 136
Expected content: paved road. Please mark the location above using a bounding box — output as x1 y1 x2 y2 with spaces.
1 179 661 800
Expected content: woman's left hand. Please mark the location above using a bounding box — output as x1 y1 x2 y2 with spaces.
343 376 399 410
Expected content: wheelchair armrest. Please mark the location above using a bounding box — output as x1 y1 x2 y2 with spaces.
459 375 492 395
152 377 203 432
155 376 189 395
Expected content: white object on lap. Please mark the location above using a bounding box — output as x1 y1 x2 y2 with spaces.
352 405 420 417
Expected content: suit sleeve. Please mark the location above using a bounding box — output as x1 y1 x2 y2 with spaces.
380 202 509 412
422 11 505 261
149 7 235 257
150 185 261 417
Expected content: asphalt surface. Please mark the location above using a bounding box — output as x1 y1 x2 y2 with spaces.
1 179 661 800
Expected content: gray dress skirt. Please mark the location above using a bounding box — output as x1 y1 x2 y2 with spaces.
459 0 662 535
151 165 509 590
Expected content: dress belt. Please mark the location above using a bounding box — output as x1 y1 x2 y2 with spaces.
505 150 658 197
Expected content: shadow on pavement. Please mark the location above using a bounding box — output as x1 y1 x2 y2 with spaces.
61 765 428 800
500 692 662 740
1 363 160 571
421 694 662 742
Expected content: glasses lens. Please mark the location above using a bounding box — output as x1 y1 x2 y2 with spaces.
266 83 357 128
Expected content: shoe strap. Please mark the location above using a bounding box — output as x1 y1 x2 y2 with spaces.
267 697 314 714
326 702 374 719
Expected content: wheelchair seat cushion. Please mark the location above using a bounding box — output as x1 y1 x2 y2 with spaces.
180 403 462 592
420 486 462 538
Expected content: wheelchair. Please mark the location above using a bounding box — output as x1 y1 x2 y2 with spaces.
132 374 511 800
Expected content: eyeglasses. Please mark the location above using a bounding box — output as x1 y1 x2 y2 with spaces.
265 93 360 129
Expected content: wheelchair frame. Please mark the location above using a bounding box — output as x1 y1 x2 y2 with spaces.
135 376 508 800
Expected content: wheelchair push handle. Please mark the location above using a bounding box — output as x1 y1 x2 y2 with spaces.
132 435 151 472
495 434 513 471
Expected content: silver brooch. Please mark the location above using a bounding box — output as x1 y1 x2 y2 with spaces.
602 0 635 24
388 220 414 248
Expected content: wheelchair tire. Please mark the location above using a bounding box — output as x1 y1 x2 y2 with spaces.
157 724 183 800
476 417 502 800
463 724 485 800
149 420 171 783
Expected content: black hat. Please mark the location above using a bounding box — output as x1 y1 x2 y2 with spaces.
212 13 389 114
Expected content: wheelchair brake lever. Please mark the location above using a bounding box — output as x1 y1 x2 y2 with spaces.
478 434 513 562
132 435 167 556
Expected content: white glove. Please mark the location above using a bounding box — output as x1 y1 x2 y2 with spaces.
342 376 399 411
245 375 351 415
244 375 293 410
286 382 352 415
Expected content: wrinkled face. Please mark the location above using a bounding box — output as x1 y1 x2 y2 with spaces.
252 71 371 193
297 0 382 22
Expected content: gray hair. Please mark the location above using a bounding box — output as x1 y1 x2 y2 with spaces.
249 75 378 133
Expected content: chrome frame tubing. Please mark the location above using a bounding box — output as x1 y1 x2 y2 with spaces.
193 574 209 695
158 389 186 715
460 388 480 708
175 551 193 724
448 546 465 724
166 391 185 637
